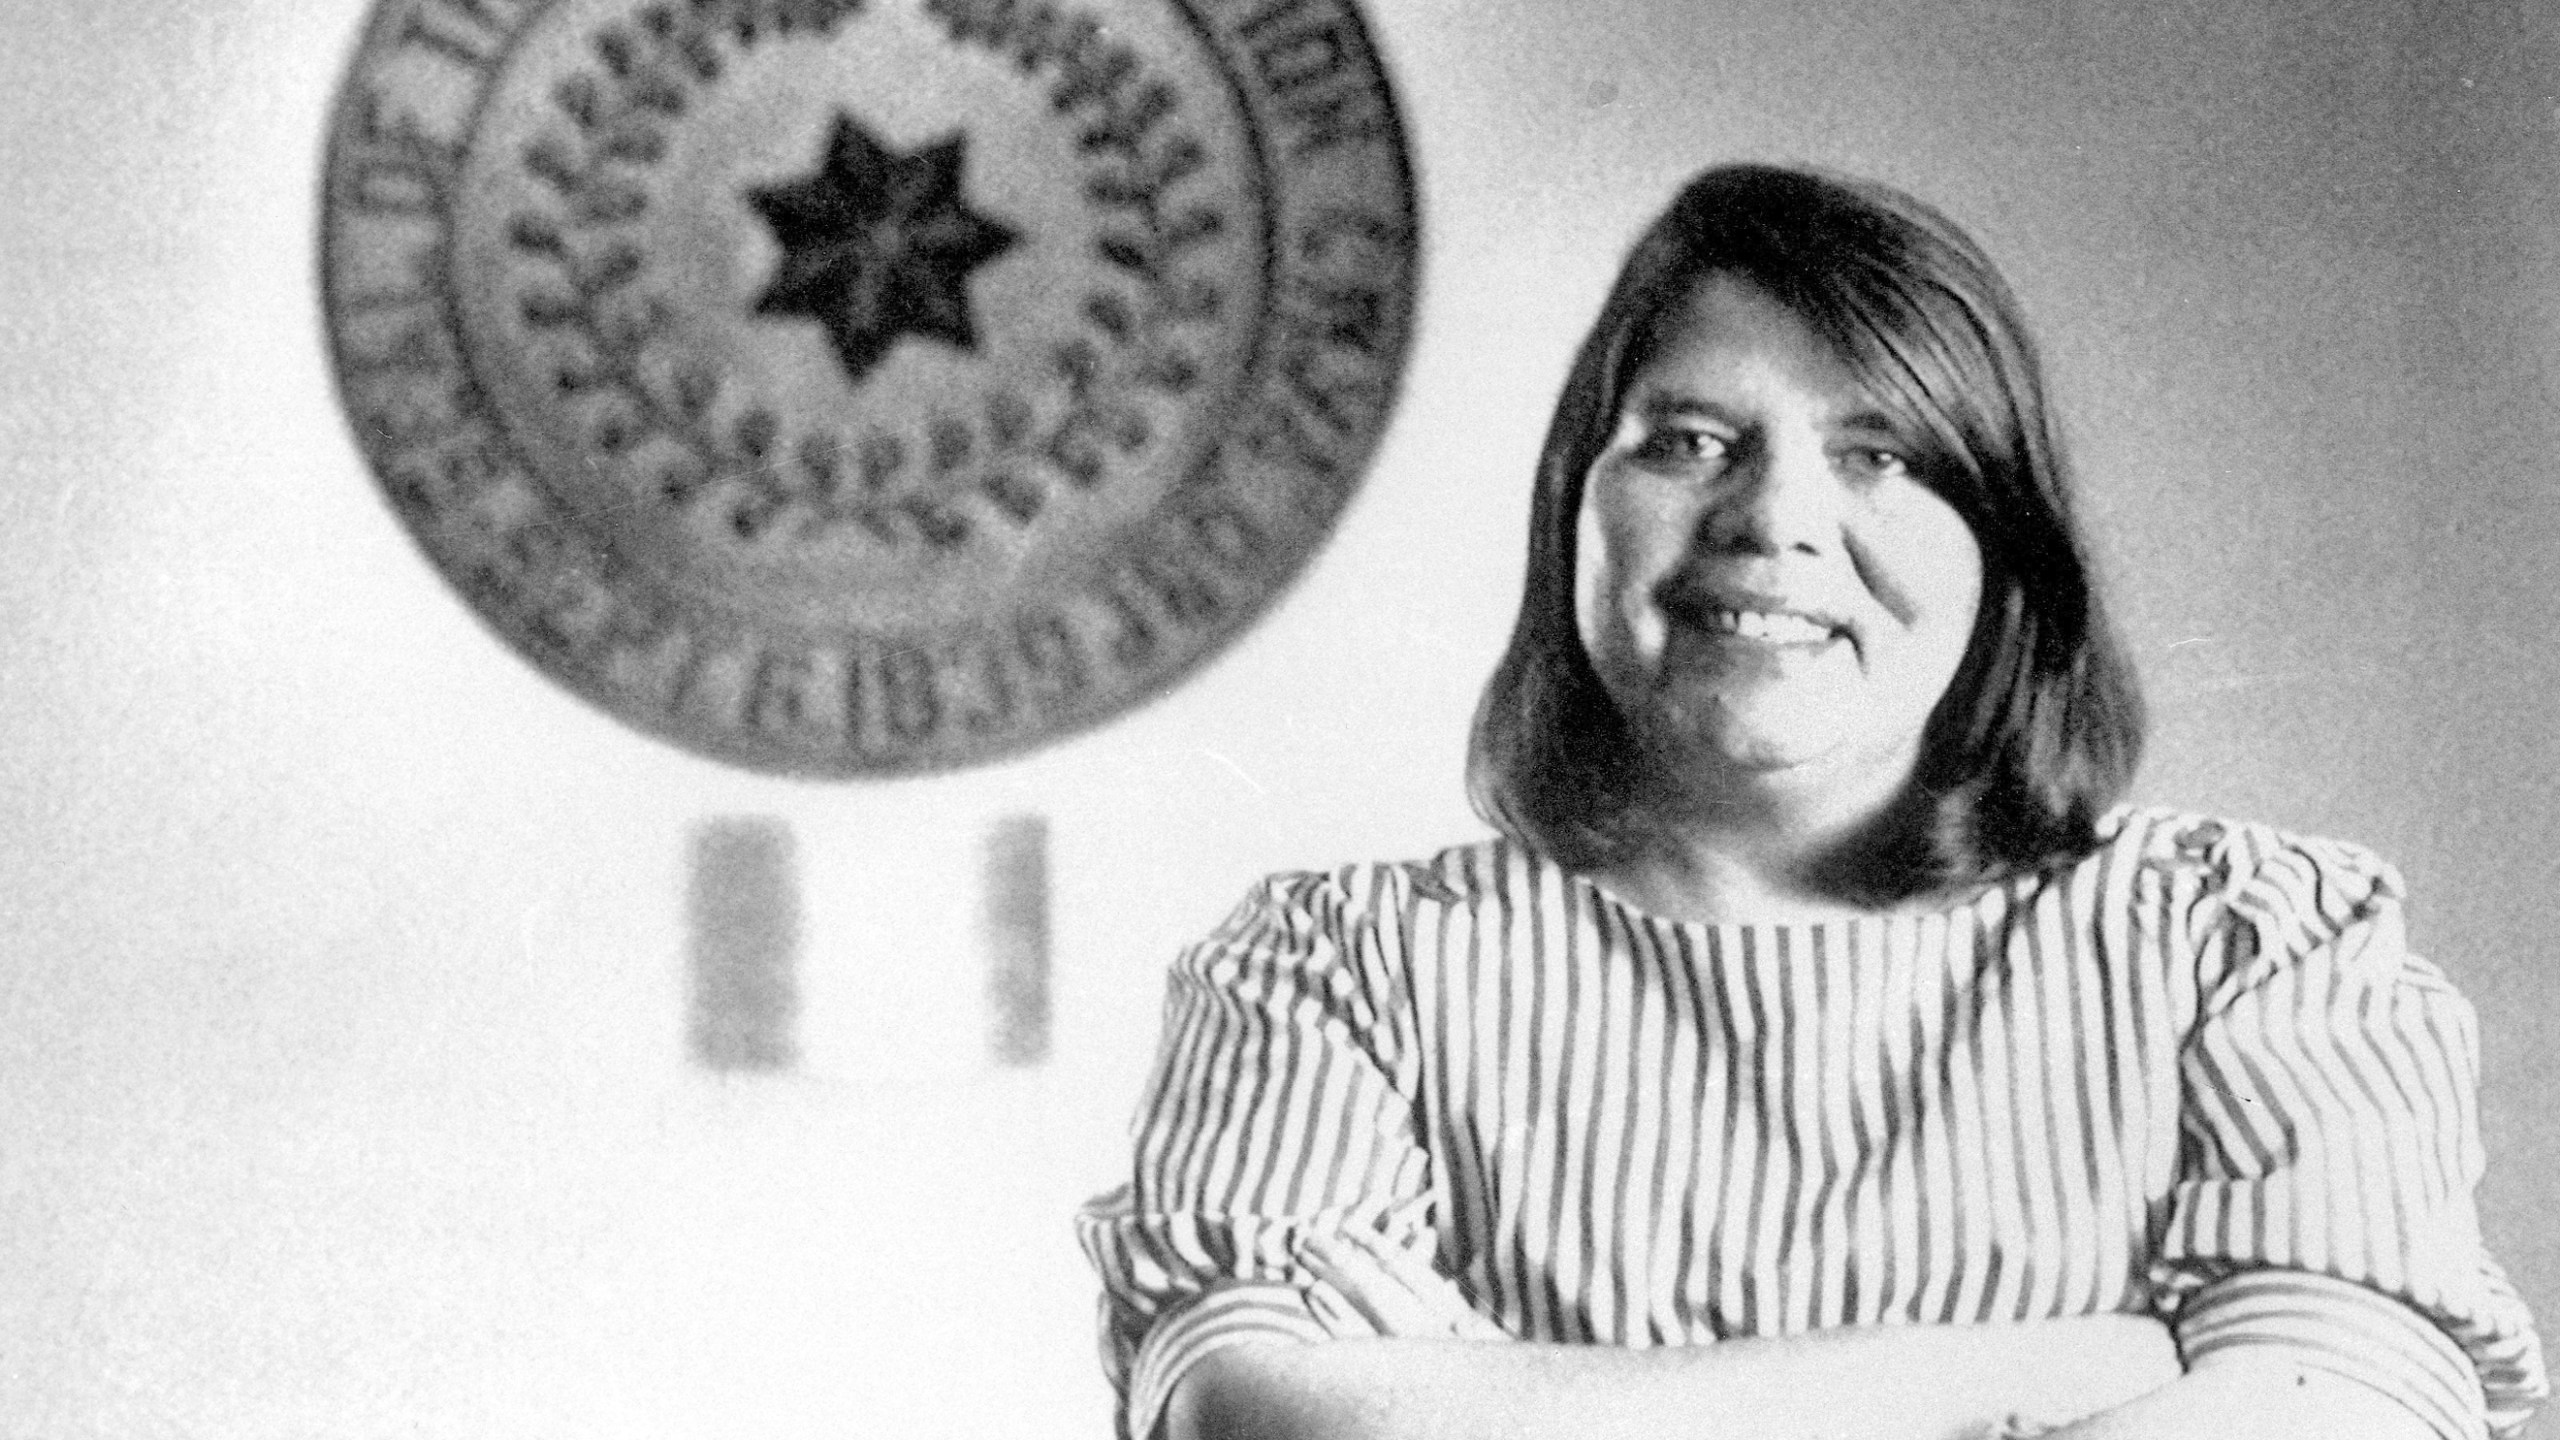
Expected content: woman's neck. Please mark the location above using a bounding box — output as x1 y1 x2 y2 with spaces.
1588 846 1860 927
1589 758 1941 926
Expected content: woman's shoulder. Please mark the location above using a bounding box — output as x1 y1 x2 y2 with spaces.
1237 816 2413 950
1175 840 1528 990
2092 804 2419 978
1223 837 1530 921
2097 803 2403 900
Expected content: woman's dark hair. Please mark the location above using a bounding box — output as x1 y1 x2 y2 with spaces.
1467 162 2144 899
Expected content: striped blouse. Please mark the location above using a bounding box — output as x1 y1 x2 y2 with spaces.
1076 808 2546 1439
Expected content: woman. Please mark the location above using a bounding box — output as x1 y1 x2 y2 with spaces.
1077 165 2545 1440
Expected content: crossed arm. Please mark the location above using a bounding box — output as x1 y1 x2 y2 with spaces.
1165 1231 2437 1440
1118 858 2520 1440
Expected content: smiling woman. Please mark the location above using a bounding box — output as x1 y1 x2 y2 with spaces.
1476 166 2142 914
1076 164 2546 1440
1570 272 1988 885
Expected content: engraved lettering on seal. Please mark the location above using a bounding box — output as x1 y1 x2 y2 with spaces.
1232 0 1393 158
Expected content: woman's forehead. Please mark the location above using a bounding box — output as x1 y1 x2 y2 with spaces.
1622 274 1892 421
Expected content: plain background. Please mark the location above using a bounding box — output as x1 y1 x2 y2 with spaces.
2 0 2553 1435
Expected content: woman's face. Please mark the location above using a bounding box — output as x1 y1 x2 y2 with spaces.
1575 273 1984 804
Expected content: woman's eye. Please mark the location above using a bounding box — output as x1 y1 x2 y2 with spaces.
1630 427 1728 467
1840 447 1911 481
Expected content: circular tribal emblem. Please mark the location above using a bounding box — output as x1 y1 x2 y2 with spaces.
321 0 1416 775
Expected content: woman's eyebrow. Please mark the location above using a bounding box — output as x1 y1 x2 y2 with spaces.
1626 390 1737 424
1827 407 1911 438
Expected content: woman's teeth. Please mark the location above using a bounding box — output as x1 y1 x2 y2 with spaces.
1714 609 1831 644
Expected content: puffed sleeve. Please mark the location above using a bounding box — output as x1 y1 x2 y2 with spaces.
2155 823 2546 1439
1074 867 1442 1440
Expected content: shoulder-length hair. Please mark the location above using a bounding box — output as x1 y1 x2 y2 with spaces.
1467 163 2144 899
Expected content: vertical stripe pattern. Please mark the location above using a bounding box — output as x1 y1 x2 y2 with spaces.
1077 809 2545 1440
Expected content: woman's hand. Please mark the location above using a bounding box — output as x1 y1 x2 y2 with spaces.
1292 1226 1508 1341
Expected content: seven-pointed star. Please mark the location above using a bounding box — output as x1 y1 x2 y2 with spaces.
747 114 1018 386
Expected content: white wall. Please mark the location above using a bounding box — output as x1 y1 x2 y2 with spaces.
4 0 2553 1436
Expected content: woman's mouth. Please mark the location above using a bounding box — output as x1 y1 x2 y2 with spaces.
1707 608 1835 645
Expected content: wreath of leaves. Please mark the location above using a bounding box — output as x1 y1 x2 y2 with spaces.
503 0 1226 551
506 0 875 542
923 0 1221 398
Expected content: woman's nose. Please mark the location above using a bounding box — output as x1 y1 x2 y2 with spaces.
1698 431 1838 556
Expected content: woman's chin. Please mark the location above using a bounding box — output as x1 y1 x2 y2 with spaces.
1641 713 1840 780
1633 706 1929 809
1636 686 1843 769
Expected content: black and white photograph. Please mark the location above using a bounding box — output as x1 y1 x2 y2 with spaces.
2 0 2553 1436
